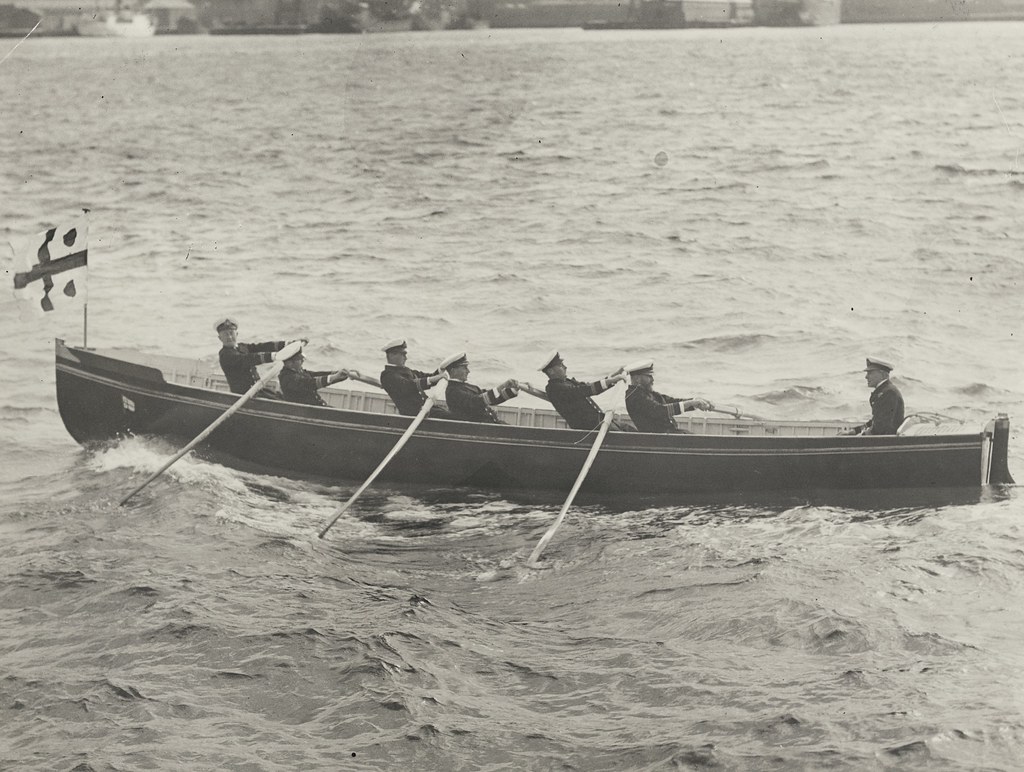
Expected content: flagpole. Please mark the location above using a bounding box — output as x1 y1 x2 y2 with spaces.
82 207 90 349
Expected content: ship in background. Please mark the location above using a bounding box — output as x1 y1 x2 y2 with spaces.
577 0 758 29
310 0 485 31
489 0 755 28
752 0 839 25
501 0 844 29
77 0 155 34
5 0 1024 35
205 0 483 32
493 0 1024 28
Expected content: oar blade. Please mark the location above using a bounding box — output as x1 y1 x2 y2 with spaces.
527 408 615 567
317 394 436 540
119 344 301 505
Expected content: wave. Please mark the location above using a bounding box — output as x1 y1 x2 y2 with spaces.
754 158 831 173
452 136 489 148
687 333 777 352
750 385 830 405
677 179 754 192
0 405 52 424
955 382 1013 399
12 569 97 591
380 209 448 222
499 151 575 163
934 163 1024 177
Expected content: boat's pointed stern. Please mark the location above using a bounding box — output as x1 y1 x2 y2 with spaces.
55 338 136 444
55 337 80 364
986 413 1014 485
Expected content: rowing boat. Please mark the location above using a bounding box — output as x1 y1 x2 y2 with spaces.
54 340 1014 498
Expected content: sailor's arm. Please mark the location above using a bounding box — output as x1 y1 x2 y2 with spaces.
478 379 519 407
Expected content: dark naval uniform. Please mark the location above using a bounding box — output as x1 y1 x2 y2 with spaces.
279 367 338 406
446 379 518 424
381 364 442 417
625 385 692 433
863 379 905 435
545 376 616 430
219 341 286 394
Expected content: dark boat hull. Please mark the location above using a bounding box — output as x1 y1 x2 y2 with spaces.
55 341 1013 497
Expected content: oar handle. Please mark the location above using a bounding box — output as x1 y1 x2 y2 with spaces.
517 381 550 401
119 340 302 506
348 372 383 390
708 406 767 422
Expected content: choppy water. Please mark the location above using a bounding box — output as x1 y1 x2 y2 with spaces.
1 23 1023 771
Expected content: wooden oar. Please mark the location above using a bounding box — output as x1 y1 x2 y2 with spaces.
517 381 550 401
120 340 303 506
527 408 615 568
347 372 383 390
317 382 442 539
709 406 767 422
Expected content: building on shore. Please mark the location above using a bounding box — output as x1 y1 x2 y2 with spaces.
0 3 41 35
751 0 839 25
842 0 1024 23
197 0 480 32
485 0 754 28
486 0 1024 27
197 0 305 30
144 0 199 31
6 0 1024 35
0 0 196 34
6 0 92 34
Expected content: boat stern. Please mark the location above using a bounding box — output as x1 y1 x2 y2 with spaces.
55 338 167 444
984 413 1015 485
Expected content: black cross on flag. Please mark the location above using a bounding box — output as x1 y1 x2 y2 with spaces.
10 216 89 314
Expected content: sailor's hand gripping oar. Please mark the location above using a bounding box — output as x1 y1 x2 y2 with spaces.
318 377 446 539
527 378 623 568
347 372 383 390
516 381 550 401
119 339 304 506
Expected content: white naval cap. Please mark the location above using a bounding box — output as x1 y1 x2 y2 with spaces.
439 352 468 371
538 350 562 372
625 359 654 376
864 356 895 373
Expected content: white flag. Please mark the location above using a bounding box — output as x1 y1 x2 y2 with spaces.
10 216 88 314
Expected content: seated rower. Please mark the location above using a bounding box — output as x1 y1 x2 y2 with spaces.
839 357 905 436
379 338 450 418
279 348 350 407
215 316 298 398
441 352 519 424
624 360 713 433
539 350 629 431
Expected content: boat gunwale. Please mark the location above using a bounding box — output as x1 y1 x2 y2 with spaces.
55 345 990 458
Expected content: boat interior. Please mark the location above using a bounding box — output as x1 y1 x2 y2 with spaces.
100 348 973 439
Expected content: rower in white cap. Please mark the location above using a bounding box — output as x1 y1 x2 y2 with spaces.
440 352 519 424
379 338 449 418
214 316 302 398
623 360 714 433
538 350 628 430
